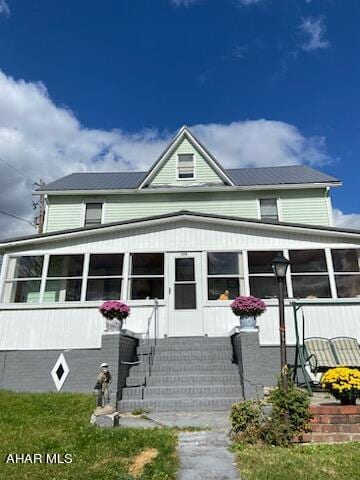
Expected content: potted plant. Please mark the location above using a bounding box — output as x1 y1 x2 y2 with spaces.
321 367 360 405
230 295 266 331
99 300 130 332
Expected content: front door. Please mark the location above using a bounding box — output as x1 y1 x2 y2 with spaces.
167 252 204 336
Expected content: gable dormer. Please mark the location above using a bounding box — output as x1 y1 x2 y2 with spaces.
139 126 235 189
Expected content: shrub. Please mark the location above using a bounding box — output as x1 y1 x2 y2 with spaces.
230 376 312 447
230 400 263 444
321 367 360 405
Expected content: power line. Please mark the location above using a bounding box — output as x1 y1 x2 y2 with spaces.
0 208 34 226
0 156 34 184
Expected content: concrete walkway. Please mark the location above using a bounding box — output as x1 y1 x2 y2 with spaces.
177 430 240 480
117 411 240 479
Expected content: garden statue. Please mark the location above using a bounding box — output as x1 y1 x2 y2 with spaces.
94 362 112 407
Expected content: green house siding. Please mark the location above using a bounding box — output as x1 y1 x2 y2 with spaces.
46 197 83 233
150 138 224 186
44 188 331 233
280 189 330 226
105 191 258 223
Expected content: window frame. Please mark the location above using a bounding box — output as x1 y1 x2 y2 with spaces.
128 253 165 300
206 251 245 301
176 153 195 180
83 201 104 228
331 248 360 298
258 197 279 222
84 253 125 302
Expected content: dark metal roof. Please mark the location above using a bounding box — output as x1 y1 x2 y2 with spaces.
39 171 147 191
0 210 358 247
226 165 339 186
38 165 340 191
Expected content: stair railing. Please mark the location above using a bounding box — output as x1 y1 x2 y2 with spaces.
138 298 159 398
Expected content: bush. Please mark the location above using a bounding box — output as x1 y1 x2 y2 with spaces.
230 400 262 444
230 376 312 447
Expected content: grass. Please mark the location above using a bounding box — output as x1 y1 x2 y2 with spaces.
234 442 360 480
0 390 178 480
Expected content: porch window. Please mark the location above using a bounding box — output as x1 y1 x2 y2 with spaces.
44 255 84 302
332 249 360 298
248 251 287 298
207 252 244 300
129 253 164 300
86 254 124 301
259 198 278 221
84 203 103 227
3 256 43 303
289 249 331 298
178 154 194 179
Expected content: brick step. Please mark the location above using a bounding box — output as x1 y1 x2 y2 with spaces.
126 373 241 387
156 337 230 345
118 396 241 412
299 432 360 443
150 351 232 363
129 362 239 375
311 414 360 424
310 423 360 433
137 343 232 354
122 384 242 400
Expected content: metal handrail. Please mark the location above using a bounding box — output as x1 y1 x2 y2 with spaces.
137 298 159 399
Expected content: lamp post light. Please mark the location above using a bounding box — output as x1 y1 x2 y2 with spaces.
272 254 290 391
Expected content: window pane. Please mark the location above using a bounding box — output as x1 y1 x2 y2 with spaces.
175 258 194 281
7 256 43 279
86 278 122 301
44 279 82 302
131 253 164 275
48 255 84 277
290 250 327 273
85 203 102 226
292 275 331 298
89 254 124 276
249 277 287 299
208 252 239 275
248 251 281 274
130 278 164 300
260 199 278 220
175 284 196 309
208 278 239 300
335 275 360 298
332 249 360 272
3 280 41 303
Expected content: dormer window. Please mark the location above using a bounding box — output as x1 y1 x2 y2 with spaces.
259 198 278 221
84 203 103 227
178 154 194 179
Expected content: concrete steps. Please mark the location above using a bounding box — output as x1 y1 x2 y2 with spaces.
118 336 242 412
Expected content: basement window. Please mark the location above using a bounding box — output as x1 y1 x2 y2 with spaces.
84 203 103 227
177 154 194 179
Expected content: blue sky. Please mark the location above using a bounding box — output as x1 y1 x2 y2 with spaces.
0 0 359 236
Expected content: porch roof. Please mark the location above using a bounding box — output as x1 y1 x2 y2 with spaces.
0 210 359 251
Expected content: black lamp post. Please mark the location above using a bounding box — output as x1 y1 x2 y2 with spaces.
271 254 290 391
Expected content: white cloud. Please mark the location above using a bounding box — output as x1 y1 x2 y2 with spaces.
0 0 10 17
333 209 360 231
300 16 330 51
0 71 334 239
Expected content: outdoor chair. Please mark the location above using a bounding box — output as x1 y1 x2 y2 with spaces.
304 337 339 373
330 337 360 368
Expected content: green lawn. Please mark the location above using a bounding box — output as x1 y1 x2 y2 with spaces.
0 390 178 480
234 442 360 480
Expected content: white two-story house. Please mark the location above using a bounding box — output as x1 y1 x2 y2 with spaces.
0 126 359 402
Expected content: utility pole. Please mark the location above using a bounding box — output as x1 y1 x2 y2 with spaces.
33 179 46 234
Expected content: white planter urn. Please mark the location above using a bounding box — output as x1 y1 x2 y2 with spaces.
105 318 124 332
239 316 257 331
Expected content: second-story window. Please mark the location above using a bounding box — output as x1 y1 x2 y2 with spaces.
178 154 194 179
84 203 103 227
259 198 278 221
